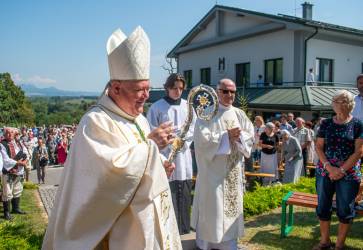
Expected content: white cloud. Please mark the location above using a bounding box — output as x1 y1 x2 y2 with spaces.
11 73 57 86
12 73 23 83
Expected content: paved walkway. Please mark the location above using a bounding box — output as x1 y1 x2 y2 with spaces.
29 165 62 216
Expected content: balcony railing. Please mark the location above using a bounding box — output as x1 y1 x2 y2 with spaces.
241 81 355 88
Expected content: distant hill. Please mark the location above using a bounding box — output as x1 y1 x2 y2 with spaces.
19 84 100 97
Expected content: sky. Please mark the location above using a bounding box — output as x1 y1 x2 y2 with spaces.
0 0 362 92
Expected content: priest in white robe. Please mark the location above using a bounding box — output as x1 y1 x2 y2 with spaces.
42 26 182 250
147 73 195 235
192 79 254 250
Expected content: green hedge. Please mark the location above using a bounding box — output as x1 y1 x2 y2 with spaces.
244 177 316 218
23 181 38 190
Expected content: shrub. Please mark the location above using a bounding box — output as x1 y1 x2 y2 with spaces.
244 177 315 218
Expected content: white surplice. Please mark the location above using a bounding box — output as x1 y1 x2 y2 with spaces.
42 94 181 250
192 104 254 247
147 98 195 181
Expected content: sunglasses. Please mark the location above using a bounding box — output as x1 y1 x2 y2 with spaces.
218 89 236 95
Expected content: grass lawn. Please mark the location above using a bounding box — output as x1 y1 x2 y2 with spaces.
0 185 46 250
241 206 363 250
1 179 362 250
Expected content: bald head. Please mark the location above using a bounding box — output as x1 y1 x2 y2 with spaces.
217 78 236 89
217 78 236 107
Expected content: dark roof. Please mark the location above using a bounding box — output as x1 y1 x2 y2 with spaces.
149 85 359 111
168 5 363 58
241 85 359 111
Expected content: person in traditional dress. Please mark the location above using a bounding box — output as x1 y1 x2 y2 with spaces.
1 127 28 220
42 26 182 250
192 78 254 250
281 130 303 184
259 122 279 185
147 73 195 235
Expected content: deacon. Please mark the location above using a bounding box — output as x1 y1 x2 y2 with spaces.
192 79 254 250
42 26 182 250
1 127 28 220
147 73 195 234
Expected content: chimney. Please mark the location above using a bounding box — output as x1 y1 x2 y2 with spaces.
301 2 313 20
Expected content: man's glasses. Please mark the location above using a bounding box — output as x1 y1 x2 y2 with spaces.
218 89 236 95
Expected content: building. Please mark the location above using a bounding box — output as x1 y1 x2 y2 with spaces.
161 3 362 120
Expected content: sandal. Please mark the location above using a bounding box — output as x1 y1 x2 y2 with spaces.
312 242 334 250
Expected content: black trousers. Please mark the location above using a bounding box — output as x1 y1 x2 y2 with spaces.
169 180 192 235
302 148 308 177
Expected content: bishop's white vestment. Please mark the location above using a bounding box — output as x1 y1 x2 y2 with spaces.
192 104 254 249
42 94 182 250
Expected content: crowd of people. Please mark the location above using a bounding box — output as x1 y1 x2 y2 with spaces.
0 125 76 184
252 112 317 184
1 25 362 250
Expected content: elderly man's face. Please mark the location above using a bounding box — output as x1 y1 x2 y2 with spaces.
4 129 14 141
109 80 150 117
296 119 304 128
217 80 236 107
357 77 363 95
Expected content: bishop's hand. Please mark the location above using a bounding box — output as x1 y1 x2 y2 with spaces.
148 121 175 150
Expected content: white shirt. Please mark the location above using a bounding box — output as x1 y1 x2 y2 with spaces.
352 95 363 122
147 98 195 181
0 144 17 176
307 72 315 85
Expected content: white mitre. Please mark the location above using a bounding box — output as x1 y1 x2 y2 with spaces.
106 26 150 80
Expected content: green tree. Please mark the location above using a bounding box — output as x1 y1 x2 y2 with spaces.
0 73 35 126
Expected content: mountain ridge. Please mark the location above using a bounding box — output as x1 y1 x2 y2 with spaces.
19 84 100 97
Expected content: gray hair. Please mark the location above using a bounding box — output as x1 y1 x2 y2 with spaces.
295 117 305 123
265 122 275 130
280 129 291 137
332 90 355 113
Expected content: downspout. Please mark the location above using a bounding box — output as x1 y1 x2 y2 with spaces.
303 27 318 84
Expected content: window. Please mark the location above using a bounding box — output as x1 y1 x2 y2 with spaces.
264 58 283 85
235 62 250 87
200 68 211 85
316 58 333 82
183 70 192 88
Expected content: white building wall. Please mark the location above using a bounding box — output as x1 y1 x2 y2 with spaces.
190 18 216 43
222 12 268 35
178 29 295 86
307 39 363 84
